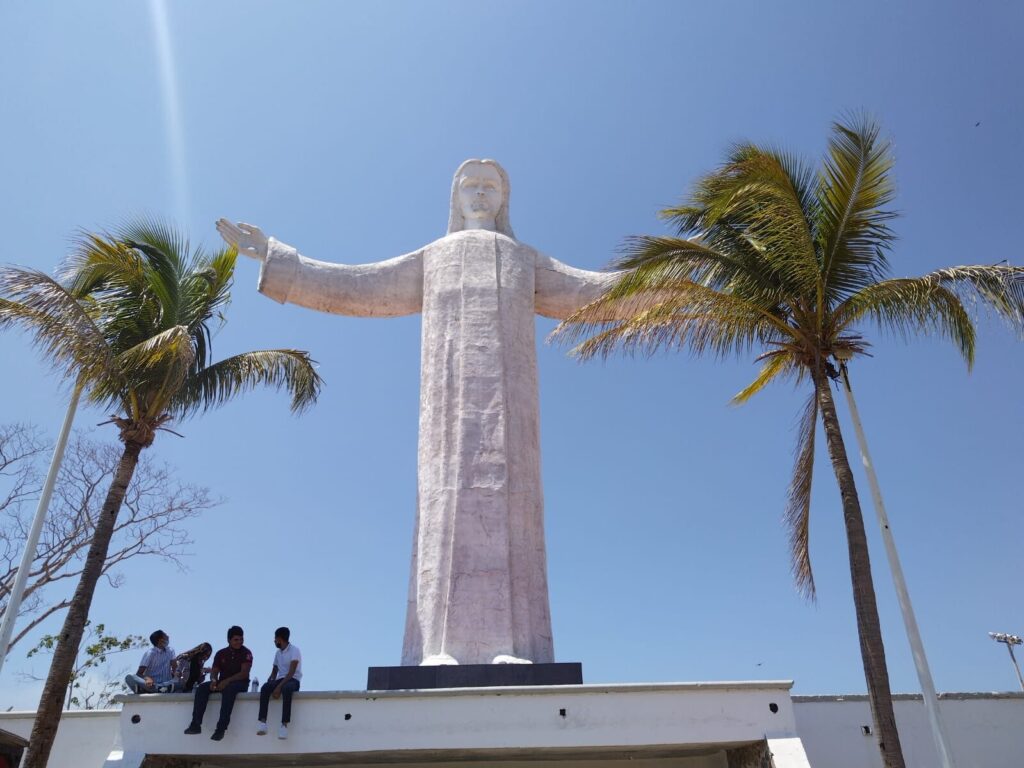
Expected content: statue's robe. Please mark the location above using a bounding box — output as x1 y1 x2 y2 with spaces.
258 229 613 665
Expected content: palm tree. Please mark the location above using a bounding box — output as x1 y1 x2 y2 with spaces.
554 118 1024 768
0 220 323 768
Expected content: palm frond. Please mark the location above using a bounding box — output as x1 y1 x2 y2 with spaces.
610 235 793 312
118 235 182 331
0 268 114 386
718 145 819 279
817 117 897 301
188 247 236 324
76 326 193 418
117 215 190 259
786 391 818 600
63 234 162 354
662 144 821 297
554 277 794 361
179 247 236 371
732 350 795 404
62 234 145 299
168 349 323 418
831 266 1024 368
765 147 820 228
7 222 321 446
925 265 1024 328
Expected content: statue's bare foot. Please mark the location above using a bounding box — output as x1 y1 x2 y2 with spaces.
492 654 532 664
421 653 459 666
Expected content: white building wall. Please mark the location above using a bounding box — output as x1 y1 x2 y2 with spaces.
794 693 1024 768
3 689 1021 768
0 709 119 768
111 682 801 761
0 683 801 767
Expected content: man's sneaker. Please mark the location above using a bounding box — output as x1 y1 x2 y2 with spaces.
278 724 288 740
183 723 201 735
256 721 268 735
156 684 172 693
210 729 225 741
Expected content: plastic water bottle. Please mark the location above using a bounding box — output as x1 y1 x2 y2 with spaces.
251 677 259 693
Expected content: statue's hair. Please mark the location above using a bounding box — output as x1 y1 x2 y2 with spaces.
447 159 515 238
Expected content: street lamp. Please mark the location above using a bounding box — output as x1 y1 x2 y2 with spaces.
989 632 1024 692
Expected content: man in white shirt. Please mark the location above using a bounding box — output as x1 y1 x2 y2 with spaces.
125 630 177 693
256 627 302 739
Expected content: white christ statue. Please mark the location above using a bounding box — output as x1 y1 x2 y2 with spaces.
218 159 618 667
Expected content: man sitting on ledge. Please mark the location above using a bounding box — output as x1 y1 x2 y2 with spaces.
256 626 302 740
184 625 252 741
125 629 176 694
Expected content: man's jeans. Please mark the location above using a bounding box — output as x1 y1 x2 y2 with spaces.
125 674 178 693
258 678 301 724
190 680 248 731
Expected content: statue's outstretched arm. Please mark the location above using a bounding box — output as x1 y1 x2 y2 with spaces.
260 238 424 317
217 219 423 317
534 252 623 320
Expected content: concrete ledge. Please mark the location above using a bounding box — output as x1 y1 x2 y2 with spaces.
112 679 796 705
112 681 804 765
793 690 1024 702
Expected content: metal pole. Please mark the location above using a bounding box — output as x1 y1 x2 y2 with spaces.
1007 645 1024 692
989 633 1024 691
839 366 956 768
0 386 81 676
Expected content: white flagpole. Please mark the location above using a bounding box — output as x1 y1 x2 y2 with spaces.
839 365 956 768
0 386 80 675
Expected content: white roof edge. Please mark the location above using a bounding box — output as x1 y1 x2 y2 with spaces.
108 679 796 704
0 708 121 718
793 691 1024 702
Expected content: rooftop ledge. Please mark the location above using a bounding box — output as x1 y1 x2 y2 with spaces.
112 679 796 705
9 681 816 768
110 680 803 753
793 690 1024 702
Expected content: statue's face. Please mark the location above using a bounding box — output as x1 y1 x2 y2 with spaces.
457 163 503 229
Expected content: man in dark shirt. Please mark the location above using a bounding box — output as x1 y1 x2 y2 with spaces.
184 625 253 741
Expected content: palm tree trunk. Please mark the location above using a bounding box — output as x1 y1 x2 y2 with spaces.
815 371 906 768
21 440 144 768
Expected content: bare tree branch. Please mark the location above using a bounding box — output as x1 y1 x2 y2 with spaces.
0 424 219 656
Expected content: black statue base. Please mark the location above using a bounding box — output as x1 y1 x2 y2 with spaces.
367 662 583 691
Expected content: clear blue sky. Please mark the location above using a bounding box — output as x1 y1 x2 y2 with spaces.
1 1 1022 709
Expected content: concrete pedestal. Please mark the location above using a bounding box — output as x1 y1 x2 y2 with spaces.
367 662 583 690
104 681 813 768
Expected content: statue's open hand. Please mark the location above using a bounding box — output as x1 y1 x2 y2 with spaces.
216 219 269 261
